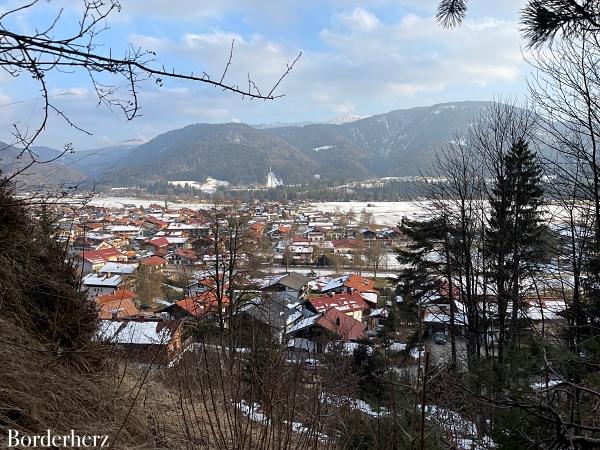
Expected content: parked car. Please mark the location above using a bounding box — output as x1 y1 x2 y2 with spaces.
434 332 447 345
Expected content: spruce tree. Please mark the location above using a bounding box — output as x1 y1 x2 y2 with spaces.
396 217 447 305
396 216 458 364
487 138 544 369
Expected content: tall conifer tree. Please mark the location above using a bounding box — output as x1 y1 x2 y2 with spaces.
487 138 544 367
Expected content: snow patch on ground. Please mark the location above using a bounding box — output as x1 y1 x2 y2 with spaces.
423 404 496 449
321 394 494 449
320 394 387 417
236 400 329 441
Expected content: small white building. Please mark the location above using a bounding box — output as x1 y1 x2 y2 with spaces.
82 274 125 298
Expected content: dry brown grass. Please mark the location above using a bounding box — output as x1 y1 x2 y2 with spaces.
0 185 152 448
0 324 154 448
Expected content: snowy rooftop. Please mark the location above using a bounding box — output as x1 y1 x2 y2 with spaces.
98 320 174 345
98 262 138 275
82 273 123 287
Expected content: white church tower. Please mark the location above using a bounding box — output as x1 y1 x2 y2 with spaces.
266 166 283 188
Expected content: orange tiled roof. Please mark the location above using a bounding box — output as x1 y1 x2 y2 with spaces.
96 290 139 319
141 255 167 267
78 247 123 264
147 237 169 248
344 274 376 292
145 216 169 228
168 291 229 318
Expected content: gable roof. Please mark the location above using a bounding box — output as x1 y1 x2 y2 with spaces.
140 255 167 267
97 289 136 302
317 308 366 340
262 273 309 292
77 247 123 264
98 262 138 275
159 291 229 318
286 314 321 334
175 247 197 260
344 274 376 292
242 295 299 330
110 225 141 233
332 239 365 249
96 290 139 319
145 215 169 228
322 273 376 293
281 273 310 291
309 292 369 314
249 222 266 234
147 237 169 248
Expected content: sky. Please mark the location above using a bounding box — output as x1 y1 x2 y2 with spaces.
0 0 530 150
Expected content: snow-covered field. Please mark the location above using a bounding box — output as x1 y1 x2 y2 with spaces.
88 196 212 209
87 196 567 229
307 200 567 227
307 201 433 226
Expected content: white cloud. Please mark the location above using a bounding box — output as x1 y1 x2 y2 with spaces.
463 64 520 84
338 7 381 32
317 12 523 103
130 34 170 52
183 31 246 47
464 17 506 31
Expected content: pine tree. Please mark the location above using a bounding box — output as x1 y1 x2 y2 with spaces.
396 217 447 305
487 138 544 369
396 216 458 365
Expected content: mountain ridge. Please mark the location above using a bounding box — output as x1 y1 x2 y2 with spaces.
1 101 493 188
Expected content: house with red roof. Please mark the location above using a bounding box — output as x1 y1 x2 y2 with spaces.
249 221 266 238
286 307 366 348
321 273 378 306
322 273 375 294
332 239 365 255
140 255 167 272
74 247 126 274
267 224 293 241
146 236 169 251
307 292 370 321
144 215 169 230
318 308 366 341
96 290 139 319
158 291 229 320
171 248 198 265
